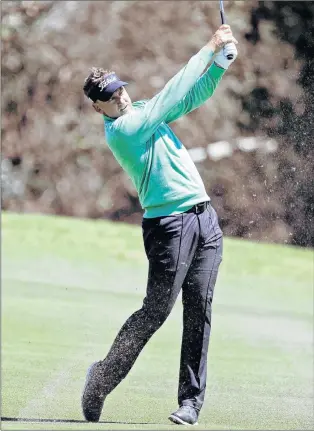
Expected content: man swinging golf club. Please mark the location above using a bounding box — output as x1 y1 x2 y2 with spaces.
82 24 238 426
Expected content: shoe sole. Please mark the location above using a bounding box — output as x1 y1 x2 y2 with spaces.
168 414 198 426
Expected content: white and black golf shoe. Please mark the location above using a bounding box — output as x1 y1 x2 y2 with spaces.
169 405 199 426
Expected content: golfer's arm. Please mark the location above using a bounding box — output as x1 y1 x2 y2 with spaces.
116 46 215 143
164 63 226 124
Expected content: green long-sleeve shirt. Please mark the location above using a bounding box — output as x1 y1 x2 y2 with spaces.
103 46 225 218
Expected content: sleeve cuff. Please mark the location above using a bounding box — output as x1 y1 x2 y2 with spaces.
211 62 227 77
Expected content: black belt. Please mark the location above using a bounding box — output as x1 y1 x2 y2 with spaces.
186 201 210 214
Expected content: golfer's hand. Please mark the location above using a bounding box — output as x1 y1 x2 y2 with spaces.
207 25 238 54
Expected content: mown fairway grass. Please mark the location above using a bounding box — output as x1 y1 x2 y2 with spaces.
1 212 313 430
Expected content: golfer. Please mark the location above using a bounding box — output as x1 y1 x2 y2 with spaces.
82 24 238 426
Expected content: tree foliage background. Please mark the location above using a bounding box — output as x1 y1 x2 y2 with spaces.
1 0 313 247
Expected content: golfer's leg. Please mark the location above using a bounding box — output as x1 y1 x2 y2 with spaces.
178 205 223 411
100 213 198 395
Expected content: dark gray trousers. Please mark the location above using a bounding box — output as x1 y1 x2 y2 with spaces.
100 202 223 411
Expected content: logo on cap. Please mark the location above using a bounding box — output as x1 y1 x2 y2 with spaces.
99 74 117 91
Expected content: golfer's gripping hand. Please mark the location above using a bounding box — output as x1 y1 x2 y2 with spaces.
208 25 238 70
207 25 238 53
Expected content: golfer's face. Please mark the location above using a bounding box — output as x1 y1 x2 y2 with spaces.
94 87 132 118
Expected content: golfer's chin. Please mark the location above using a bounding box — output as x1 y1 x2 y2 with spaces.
119 105 132 116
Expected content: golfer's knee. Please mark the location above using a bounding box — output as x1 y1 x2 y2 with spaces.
143 305 170 331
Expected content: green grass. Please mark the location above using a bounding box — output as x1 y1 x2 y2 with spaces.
1 212 313 430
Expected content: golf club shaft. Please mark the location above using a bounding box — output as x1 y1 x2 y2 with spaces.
220 0 226 24
219 0 234 60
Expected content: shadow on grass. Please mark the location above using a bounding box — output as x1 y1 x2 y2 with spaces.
1 416 163 425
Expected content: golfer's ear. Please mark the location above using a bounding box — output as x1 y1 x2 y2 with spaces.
92 103 102 114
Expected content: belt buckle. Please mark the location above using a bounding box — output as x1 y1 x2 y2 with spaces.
194 203 202 214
